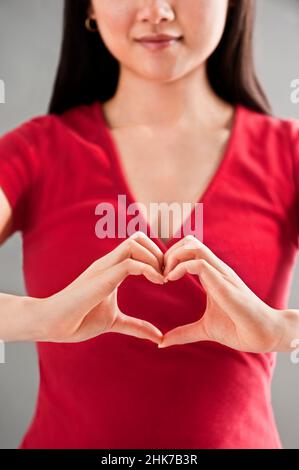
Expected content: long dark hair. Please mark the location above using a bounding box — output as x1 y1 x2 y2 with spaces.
48 0 272 116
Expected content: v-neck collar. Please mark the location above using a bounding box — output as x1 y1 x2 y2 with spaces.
95 99 242 254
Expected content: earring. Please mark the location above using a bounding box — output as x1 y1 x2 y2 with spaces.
85 17 98 32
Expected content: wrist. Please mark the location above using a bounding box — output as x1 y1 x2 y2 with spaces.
271 308 299 353
21 296 51 342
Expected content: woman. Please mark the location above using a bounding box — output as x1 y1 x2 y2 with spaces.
0 0 299 449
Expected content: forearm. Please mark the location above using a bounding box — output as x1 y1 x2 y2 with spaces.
0 293 46 342
274 308 299 353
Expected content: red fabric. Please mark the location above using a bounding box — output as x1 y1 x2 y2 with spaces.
0 100 299 449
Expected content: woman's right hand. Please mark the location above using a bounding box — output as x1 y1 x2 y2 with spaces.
39 232 165 344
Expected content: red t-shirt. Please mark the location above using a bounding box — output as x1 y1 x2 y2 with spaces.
0 100 299 449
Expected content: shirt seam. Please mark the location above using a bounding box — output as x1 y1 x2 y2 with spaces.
16 118 46 234
285 118 299 250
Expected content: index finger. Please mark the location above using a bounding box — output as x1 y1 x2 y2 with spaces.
130 231 164 271
165 235 232 278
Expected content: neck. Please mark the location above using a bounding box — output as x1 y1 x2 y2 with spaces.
103 63 233 130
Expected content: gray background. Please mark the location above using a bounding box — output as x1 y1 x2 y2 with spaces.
0 0 299 449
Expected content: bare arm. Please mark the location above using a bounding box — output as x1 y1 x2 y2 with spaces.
0 293 45 342
0 187 46 341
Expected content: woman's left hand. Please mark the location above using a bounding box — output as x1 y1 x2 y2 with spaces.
159 236 285 353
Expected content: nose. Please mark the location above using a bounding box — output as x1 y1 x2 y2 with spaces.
136 0 175 25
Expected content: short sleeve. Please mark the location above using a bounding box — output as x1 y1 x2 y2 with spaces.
286 117 299 244
0 118 42 235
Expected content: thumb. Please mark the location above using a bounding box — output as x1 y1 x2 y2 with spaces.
158 317 209 348
109 310 163 345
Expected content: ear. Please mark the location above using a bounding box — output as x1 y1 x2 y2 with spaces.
87 1 96 20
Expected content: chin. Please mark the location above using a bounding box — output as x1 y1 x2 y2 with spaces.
136 67 183 83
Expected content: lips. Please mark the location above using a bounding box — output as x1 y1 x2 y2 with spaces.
136 34 182 42
135 34 183 50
